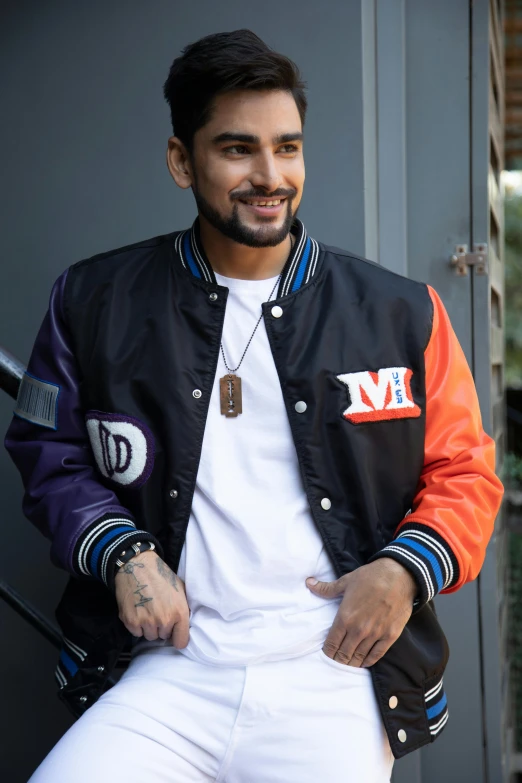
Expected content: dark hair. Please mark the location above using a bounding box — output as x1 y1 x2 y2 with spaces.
163 29 307 155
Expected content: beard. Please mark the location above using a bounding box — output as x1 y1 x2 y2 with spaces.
192 183 299 248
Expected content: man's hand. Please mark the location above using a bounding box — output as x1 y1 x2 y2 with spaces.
115 550 190 648
306 558 417 668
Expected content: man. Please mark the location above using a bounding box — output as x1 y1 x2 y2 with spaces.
5 28 503 783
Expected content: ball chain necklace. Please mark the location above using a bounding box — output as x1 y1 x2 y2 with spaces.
219 234 295 418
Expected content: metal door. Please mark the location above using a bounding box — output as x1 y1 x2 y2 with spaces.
386 1 507 781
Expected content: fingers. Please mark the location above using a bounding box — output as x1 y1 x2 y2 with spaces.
323 616 388 667
330 631 399 668
171 608 190 649
158 621 175 641
322 614 350 659
359 638 394 668
341 636 374 667
121 608 179 643
116 558 190 645
142 623 161 642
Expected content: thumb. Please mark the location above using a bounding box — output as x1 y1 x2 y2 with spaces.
306 577 344 597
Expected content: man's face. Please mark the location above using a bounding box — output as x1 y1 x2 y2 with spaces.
188 89 305 248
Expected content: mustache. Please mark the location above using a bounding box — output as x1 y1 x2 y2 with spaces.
233 190 296 200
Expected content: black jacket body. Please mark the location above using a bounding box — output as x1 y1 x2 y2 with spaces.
7 217 492 760
57 221 446 759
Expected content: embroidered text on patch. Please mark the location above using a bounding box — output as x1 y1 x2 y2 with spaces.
14 373 60 429
337 367 421 424
85 411 155 488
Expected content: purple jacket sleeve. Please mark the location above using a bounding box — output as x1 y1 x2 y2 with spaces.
4 269 161 591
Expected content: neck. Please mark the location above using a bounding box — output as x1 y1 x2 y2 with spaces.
198 215 294 280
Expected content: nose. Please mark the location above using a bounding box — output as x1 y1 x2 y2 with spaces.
250 150 284 194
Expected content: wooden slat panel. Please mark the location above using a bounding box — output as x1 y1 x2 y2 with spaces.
490 85 505 163
490 263 503 299
491 49 505 126
491 0 504 59
488 246 504 302
489 164 503 229
493 395 505 442
491 324 504 364
490 4 505 125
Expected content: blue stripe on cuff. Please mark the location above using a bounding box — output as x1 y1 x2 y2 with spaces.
396 537 444 591
90 526 135 576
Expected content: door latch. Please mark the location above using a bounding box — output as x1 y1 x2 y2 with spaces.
450 244 488 276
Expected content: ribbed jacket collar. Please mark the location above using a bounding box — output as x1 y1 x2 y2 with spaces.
173 216 321 298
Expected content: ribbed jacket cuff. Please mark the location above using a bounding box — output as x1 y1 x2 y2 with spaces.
370 522 460 609
72 513 162 591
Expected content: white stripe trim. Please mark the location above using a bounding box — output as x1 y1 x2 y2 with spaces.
397 528 453 584
310 239 319 281
305 238 320 284
175 231 187 268
397 529 454 589
429 711 449 735
55 665 67 688
77 518 135 576
78 517 134 575
425 679 444 702
382 545 435 601
63 637 88 661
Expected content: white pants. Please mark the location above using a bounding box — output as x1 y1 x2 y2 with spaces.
30 647 394 783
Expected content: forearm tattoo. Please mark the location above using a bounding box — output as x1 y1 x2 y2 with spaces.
156 557 180 592
121 561 153 608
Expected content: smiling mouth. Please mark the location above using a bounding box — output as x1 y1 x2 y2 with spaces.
238 197 287 207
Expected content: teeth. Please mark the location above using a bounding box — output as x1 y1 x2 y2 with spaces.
245 199 281 206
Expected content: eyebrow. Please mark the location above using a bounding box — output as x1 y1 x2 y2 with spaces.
211 132 304 146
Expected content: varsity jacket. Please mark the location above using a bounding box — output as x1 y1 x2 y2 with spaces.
4 216 503 760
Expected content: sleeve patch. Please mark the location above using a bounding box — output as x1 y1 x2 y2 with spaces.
14 372 60 430
85 410 155 488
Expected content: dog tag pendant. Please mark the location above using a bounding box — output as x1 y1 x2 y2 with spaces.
220 374 243 417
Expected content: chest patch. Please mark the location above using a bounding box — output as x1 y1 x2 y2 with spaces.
85 411 155 487
337 367 421 424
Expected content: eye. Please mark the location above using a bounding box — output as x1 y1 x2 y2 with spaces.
223 145 250 155
279 144 299 153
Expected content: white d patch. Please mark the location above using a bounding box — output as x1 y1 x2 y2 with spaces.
85 411 155 488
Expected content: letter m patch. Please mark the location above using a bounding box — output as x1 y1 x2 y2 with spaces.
337 367 421 424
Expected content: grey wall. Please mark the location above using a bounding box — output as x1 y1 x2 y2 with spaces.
2 2 503 781
0 1 371 780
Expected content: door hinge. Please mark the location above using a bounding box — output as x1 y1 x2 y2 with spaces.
449 244 488 276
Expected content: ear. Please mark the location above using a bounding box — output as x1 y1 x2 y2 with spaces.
166 136 193 189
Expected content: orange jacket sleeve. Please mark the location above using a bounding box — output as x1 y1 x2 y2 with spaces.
372 285 504 608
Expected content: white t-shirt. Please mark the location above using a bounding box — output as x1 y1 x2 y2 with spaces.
135 272 341 665
134 274 341 666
